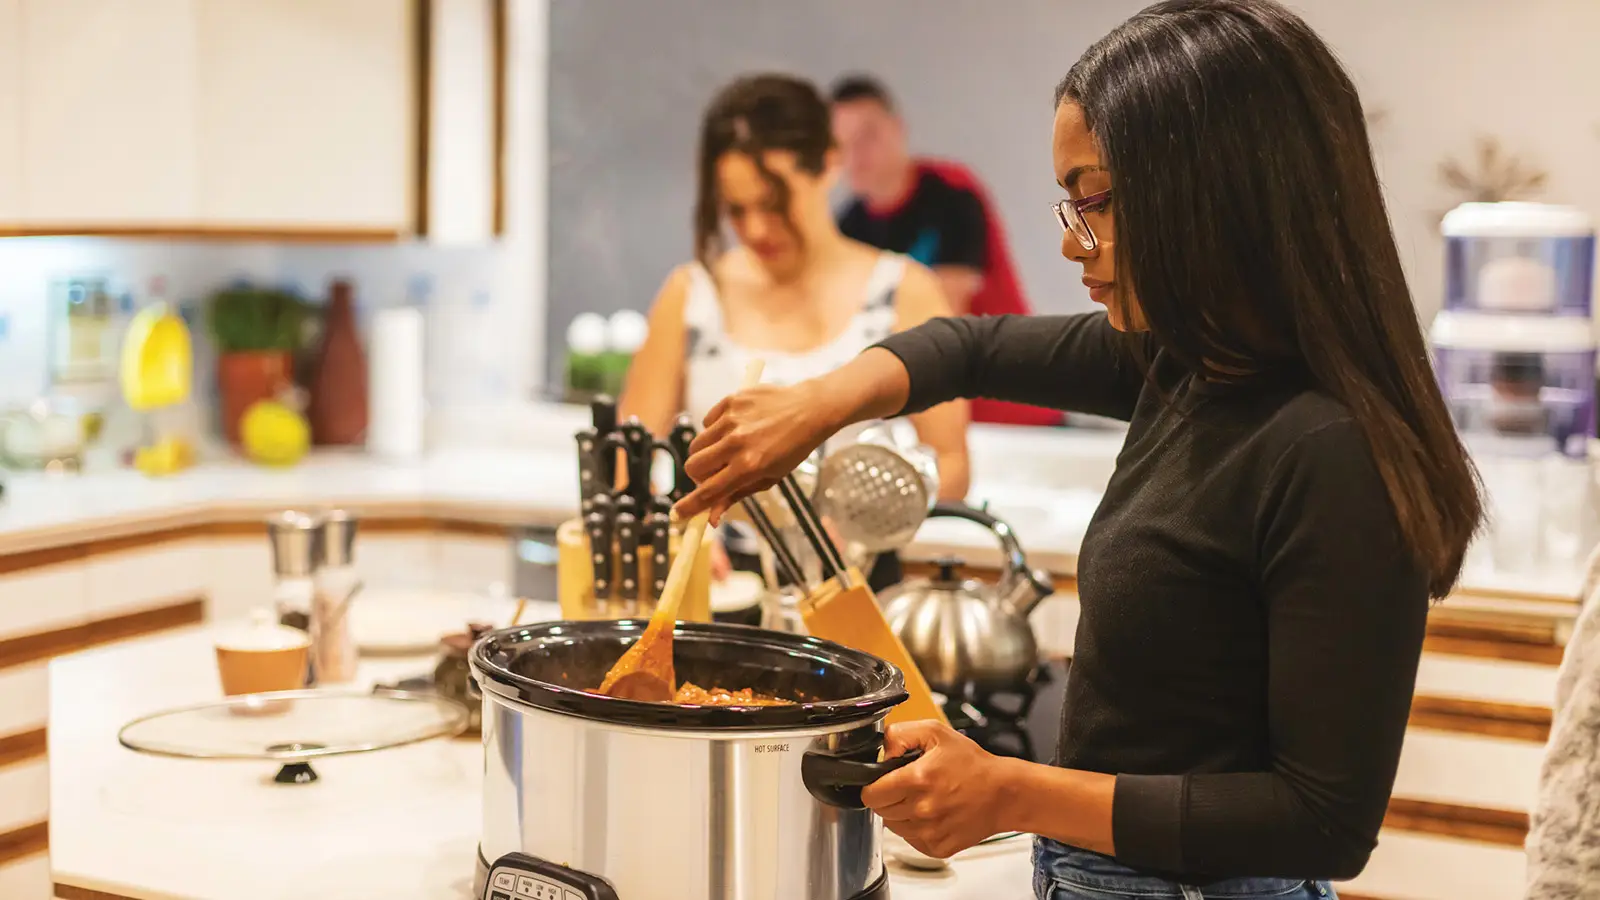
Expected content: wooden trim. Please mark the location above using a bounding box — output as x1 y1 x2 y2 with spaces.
0 517 514 578
1409 694 1552 742
489 0 507 236
413 0 433 237
1383 796 1528 847
1423 633 1565 666
55 885 139 900
900 560 1081 596
0 597 204 672
0 542 86 577
0 727 46 769
1429 615 1564 647
0 821 47 867
1453 583 1581 605
0 225 402 242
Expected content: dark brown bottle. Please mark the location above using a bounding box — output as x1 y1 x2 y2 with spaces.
308 279 369 445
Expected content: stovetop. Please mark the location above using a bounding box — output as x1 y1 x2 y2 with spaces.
946 657 1070 765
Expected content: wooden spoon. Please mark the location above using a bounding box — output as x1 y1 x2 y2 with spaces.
596 359 765 702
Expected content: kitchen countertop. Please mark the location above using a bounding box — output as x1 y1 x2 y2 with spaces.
46 618 1034 900
0 443 1098 576
0 407 1584 606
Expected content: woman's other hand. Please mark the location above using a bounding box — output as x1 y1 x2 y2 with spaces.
861 721 1017 860
675 381 839 524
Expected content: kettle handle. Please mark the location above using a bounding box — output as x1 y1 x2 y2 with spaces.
926 501 1029 577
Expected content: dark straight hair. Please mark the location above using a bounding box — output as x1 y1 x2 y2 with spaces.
1055 0 1481 597
693 74 833 274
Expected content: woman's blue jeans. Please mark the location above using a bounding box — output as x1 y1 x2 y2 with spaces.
1033 837 1339 900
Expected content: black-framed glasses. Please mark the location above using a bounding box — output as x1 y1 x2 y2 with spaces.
1052 189 1112 251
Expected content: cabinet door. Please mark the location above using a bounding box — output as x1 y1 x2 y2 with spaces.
19 0 199 226
426 0 498 244
195 0 415 233
0 0 21 226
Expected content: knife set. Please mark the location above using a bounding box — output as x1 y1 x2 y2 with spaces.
556 397 712 622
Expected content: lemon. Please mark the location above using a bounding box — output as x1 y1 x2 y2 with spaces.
241 400 310 467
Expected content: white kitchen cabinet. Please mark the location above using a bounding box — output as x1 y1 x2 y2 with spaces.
434 531 514 591
1341 830 1525 900
355 534 438 588
0 0 22 225
0 558 88 647
194 0 415 232
84 538 209 621
18 0 198 226
0 757 47 835
0 853 49 900
203 536 276 623
426 0 500 244
0 664 48 740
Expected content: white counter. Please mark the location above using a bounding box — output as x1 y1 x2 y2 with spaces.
0 403 1584 604
0 443 1097 576
46 623 1034 900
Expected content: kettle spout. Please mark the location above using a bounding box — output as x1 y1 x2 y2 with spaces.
997 567 1055 619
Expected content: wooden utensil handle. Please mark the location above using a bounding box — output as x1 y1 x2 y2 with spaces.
646 359 765 628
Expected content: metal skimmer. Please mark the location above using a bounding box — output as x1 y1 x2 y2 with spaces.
814 441 935 555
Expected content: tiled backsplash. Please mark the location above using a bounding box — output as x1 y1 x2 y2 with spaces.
0 237 515 416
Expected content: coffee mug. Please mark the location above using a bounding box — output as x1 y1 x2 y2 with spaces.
215 609 311 700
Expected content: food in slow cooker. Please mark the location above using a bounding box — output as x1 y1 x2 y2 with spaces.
673 682 794 707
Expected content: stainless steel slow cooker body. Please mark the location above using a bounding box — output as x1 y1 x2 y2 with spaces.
470 619 914 900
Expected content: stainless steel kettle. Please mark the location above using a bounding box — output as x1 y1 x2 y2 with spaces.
879 503 1055 695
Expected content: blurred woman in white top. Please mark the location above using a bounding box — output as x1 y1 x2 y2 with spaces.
619 73 970 587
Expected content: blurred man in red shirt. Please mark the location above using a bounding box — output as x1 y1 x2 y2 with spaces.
831 74 1062 427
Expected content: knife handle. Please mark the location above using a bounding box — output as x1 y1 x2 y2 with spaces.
591 395 618 485
585 506 613 603
615 511 640 613
575 428 600 514
647 506 672 602
668 415 697 501
620 419 654 508
590 395 618 436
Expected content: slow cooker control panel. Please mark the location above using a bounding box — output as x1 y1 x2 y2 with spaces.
484 852 620 900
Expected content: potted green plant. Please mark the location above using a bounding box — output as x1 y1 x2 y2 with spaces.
204 284 314 445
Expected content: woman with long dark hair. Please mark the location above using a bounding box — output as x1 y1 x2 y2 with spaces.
675 2 1482 897
619 73 970 589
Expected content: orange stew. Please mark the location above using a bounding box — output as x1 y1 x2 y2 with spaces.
672 682 794 707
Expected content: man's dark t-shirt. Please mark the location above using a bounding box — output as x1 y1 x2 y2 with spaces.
839 160 1061 427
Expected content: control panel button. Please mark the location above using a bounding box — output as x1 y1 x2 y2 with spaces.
492 872 518 891
566 890 585 900
489 892 511 900
517 875 538 894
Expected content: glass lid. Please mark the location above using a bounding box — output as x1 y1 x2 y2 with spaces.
118 689 469 761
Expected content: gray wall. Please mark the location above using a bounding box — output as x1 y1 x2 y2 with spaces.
546 0 1140 381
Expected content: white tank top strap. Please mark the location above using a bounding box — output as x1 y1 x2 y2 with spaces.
682 262 721 332
864 253 908 309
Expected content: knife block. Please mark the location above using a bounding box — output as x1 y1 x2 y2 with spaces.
555 517 712 623
800 567 949 727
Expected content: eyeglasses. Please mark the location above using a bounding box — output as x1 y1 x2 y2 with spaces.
1052 189 1112 251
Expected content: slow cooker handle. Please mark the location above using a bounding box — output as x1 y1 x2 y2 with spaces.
802 746 924 810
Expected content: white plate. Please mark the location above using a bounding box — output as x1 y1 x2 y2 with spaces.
711 571 765 612
884 830 1030 871
346 586 556 656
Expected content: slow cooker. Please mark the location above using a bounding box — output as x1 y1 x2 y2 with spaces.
470 619 918 900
